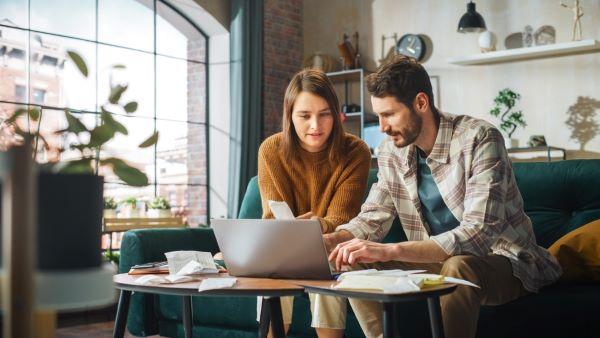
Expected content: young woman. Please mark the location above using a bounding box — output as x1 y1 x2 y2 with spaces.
257 68 372 338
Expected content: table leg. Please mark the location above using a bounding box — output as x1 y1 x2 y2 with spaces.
258 297 271 338
427 296 445 338
382 302 399 338
266 297 286 338
33 310 56 338
113 290 131 338
182 296 193 338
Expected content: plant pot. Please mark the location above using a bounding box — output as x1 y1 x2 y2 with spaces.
38 172 103 271
147 209 171 218
103 209 117 218
504 137 518 149
120 207 140 218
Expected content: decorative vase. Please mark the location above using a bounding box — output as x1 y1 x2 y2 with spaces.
522 25 534 47
103 209 117 218
504 137 518 149
147 209 172 218
312 52 324 70
120 207 140 218
478 31 497 52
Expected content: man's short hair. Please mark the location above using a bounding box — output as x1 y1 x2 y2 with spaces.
366 55 435 110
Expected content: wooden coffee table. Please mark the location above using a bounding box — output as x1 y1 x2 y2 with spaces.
296 280 457 338
113 273 305 338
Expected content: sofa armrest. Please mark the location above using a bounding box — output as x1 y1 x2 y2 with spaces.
119 227 219 273
118 227 219 336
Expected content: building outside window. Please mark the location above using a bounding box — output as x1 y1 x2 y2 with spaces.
0 0 209 249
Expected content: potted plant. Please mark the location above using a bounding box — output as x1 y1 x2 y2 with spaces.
1 51 158 271
103 197 118 218
120 197 140 218
489 88 526 148
146 196 172 218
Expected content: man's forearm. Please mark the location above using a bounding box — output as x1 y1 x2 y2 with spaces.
391 240 450 263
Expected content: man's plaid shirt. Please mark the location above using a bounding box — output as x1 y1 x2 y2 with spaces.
338 113 561 292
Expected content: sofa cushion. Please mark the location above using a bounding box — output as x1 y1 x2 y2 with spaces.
513 160 600 248
477 281 600 338
239 176 262 219
548 219 600 281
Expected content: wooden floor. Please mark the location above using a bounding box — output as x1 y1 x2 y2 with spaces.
56 321 163 338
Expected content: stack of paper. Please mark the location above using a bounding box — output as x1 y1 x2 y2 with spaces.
165 251 219 276
334 269 479 294
135 274 197 285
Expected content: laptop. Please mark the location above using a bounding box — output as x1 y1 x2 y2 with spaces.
211 219 338 280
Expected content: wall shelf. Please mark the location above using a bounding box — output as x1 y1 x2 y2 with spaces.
448 39 600 66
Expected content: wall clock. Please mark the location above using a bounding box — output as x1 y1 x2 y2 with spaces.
396 34 427 61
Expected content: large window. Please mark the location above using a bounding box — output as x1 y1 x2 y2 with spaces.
0 1 209 230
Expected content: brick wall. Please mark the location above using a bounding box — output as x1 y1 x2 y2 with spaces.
186 38 207 226
262 0 303 139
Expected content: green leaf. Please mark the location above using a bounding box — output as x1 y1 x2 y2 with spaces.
101 109 128 135
88 124 115 147
100 157 125 166
64 110 88 133
112 160 148 187
109 85 128 104
59 158 94 174
139 131 159 148
28 108 40 121
67 50 88 77
5 108 27 124
123 101 138 113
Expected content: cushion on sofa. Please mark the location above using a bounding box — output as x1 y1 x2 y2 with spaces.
513 161 600 248
548 219 600 281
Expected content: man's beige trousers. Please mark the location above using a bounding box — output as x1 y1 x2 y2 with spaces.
350 254 528 338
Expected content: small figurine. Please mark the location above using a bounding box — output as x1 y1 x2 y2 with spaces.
522 25 534 47
561 0 584 41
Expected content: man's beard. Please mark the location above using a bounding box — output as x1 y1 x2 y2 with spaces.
387 108 423 148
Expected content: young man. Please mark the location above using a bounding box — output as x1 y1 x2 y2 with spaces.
324 56 562 338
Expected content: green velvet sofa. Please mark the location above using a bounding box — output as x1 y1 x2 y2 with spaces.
119 160 600 338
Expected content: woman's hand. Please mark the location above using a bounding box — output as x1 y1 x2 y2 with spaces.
296 211 314 219
213 252 224 260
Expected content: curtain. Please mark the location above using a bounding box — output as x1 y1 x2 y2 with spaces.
228 0 263 217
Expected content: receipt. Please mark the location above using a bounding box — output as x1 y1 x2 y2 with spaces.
268 200 295 220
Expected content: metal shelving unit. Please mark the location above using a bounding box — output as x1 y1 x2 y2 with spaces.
326 68 373 139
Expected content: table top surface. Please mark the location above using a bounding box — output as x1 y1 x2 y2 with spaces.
114 273 457 300
113 272 306 297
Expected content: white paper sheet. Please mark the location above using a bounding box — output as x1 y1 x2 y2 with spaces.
334 270 480 293
337 269 426 280
198 277 237 291
268 200 295 220
135 274 196 285
165 251 219 275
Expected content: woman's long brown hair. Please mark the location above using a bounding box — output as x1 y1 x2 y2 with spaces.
281 68 345 164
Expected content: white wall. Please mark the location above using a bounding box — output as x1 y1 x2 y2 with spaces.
304 0 600 158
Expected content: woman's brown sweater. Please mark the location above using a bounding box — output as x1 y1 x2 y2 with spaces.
257 132 372 233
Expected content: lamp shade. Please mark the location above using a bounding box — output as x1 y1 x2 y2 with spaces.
457 1 486 33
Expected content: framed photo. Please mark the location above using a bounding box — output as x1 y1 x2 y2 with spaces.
430 75 441 110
